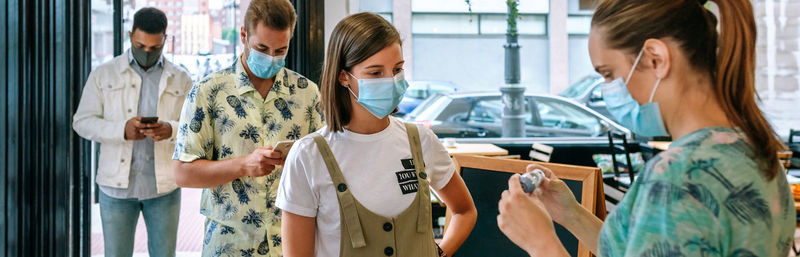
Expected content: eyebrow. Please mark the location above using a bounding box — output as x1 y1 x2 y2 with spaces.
256 44 288 51
593 65 606 73
364 64 384 69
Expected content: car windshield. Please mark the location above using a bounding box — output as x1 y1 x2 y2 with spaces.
405 94 451 121
559 76 598 98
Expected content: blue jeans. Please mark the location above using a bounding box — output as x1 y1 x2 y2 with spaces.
99 189 181 257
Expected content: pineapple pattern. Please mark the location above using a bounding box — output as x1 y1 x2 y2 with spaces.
598 127 794 257
174 56 323 257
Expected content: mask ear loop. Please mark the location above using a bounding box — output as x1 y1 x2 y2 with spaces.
648 78 662 103
625 47 646 84
345 72 359 100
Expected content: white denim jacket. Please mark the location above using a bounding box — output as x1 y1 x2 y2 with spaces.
73 52 192 194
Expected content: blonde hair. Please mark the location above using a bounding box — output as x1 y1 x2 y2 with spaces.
593 0 785 179
320 13 401 132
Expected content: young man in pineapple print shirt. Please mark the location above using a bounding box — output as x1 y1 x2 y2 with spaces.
173 0 323 256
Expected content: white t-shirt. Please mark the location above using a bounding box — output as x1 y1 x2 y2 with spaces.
276 116 456 257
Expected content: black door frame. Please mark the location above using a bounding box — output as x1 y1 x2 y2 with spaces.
1 0 93 256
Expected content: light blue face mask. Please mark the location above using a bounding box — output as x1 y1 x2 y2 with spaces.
246 48 286 79
601 47 669 137
347 71 410 119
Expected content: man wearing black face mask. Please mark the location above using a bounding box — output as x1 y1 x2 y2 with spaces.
73 7 192 257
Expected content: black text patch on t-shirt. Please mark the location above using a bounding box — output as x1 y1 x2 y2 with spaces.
396 167 419 195
401 158 416 170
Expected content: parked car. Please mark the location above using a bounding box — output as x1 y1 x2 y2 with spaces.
559 74 613 119
395 81 458 116
403 91 631 139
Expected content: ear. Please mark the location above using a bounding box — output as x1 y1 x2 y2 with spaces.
338 70 351 88
240 26 248 47
642 38 671 80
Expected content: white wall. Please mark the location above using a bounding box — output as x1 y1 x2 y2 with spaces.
412 35 550 93
324 0 351 52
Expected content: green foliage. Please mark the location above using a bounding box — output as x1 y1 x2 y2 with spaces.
463 0 521 36
222 28 238 46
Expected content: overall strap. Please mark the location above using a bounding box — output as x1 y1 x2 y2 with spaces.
404 123 431 233
310 133 367 248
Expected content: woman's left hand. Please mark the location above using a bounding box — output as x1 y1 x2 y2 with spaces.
497 174 562 256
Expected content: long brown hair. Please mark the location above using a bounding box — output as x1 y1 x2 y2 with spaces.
320 12 401 132
592 0 785 179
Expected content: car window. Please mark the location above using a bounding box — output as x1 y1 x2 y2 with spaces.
456 97 534 125
467 98 503 123
535 98 602 134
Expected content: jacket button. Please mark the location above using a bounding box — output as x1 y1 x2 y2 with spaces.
419 172 428 179
127 109 132 113
337 183 347 192
120 159 125 163
384 247 394 256
117 183 121 186
383 222 392 232
107 85 111 88
132 85 136 88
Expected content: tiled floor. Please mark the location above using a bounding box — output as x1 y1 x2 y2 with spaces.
91 188 205 257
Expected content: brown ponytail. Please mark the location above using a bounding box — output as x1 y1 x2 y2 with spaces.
593 0 786 179
710 0 785 180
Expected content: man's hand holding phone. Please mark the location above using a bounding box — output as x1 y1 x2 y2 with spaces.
239 146 285 177
138 116 172 142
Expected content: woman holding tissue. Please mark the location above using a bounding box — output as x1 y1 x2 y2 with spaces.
276 12 477 257
497 0 794 256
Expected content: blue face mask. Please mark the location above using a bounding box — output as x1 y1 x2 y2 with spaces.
347 71 409 119
601 47 669 137
246 48 285 79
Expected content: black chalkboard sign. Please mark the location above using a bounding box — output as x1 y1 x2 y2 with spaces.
450 155 601 257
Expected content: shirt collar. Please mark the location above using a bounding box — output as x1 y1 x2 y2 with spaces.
235 54 289 96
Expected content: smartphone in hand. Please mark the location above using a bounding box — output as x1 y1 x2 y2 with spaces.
140 116 159 124
274 140 295 158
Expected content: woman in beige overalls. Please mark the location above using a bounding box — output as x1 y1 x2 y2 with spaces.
276 12 477 257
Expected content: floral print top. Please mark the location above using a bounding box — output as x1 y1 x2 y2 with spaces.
599 127 794 257
174 56 323 256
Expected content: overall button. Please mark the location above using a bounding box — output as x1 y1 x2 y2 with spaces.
419 172 428 179
337 183 347 192
383 222 392 232
384 247 394 256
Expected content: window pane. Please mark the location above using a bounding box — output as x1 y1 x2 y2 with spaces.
122 0 241 82
361 0 393 13
412 0 548 14
567 15 591 35
378 13 393 23
412 14 478 34
479 14 547 35
91 0 115 68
